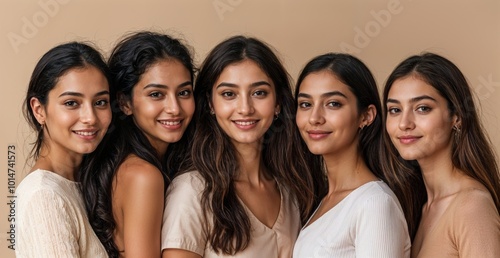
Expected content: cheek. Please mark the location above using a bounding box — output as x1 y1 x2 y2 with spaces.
133 99 159 116
47 107 74 126
295 112 307 128
181 99 195 117
98 109 112 127
212 100 233 117
422 120 452 144
385 117 398 136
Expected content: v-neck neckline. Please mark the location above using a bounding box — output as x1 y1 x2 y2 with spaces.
237 180 284 230
302 180 380 230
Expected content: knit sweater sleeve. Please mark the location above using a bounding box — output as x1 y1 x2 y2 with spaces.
16 188 81 258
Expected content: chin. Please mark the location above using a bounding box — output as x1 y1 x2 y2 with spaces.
397 151 424 161
305 146 326 156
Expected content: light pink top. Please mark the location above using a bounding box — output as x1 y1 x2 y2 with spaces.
161 171 300 258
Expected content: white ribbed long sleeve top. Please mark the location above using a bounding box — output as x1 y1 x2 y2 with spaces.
293 180 411 258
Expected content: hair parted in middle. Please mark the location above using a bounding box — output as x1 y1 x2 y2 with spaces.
181 35 323 255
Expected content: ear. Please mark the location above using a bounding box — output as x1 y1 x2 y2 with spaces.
117 92 132 115
452 114 461 129
275 104 281 115
30 97 46 125
359 104 376 129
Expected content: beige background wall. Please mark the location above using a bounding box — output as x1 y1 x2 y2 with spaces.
1 0 498 256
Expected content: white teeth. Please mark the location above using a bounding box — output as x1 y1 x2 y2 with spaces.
74 131 96 136
160 121 181 125
235 121 256 126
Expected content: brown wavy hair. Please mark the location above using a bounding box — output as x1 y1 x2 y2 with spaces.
381 52 500 240
180 35 324 255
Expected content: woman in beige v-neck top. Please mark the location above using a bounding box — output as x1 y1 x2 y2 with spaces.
161 36 322 258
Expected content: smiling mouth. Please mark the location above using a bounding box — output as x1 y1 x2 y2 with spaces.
234 120 257 126
159 120 182 126
73 131 97 136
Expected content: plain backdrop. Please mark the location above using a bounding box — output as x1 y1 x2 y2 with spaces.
1 0 499 256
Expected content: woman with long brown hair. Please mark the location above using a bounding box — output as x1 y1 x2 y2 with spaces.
292 53 410 258
382 52 500 257
161 35 322 258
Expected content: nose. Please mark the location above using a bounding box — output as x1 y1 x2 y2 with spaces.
237 95 254 115
164 95 180 115
309 106 325 125
80 104 97 124
398 110 415 130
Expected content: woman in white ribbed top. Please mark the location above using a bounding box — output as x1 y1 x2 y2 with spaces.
15 42 111 258
293 53 410 258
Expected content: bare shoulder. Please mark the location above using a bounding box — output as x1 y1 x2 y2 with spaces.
114 154 165 191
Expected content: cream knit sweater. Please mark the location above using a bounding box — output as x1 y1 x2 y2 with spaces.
15 169 108 258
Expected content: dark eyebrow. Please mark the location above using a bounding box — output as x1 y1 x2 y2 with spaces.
297 91 347 99
143 81 192 90
386 95 436 104
59 90 109 98
216 81 272 89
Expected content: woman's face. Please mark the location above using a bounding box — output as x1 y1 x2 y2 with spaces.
385 76 456 162
121 59 194 155
33 66 111 156
211 59 279 149
296 70 363 156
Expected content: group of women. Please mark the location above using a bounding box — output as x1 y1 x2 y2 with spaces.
15 31 500 258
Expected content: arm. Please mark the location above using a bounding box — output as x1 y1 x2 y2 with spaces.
355 193 411 258
454 190 500 257
116 159 165 258
161 173 206 258
16 189 81 258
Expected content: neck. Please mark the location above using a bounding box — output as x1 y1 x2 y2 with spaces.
419 152 462 202
234 142 268 185
33 146 82 181
322 144 375 194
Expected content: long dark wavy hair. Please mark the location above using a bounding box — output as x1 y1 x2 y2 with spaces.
181 35 323 255
294 53 385 183
78 31 195 258
381 52 500 240
24 42 110 163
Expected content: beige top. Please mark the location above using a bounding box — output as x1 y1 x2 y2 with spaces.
412 188 500 258
161 171 301 258
15 169 108 258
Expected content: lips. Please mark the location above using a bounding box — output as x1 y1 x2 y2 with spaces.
397 135 421 144
306 130 331 140
73 129 99 140
233 119 258 129
74 131 97 136
158 119 183 129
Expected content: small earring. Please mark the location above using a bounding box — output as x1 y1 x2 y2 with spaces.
360 124 365 130
274 112 280 121
210 109 215 115
453 125 461 141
